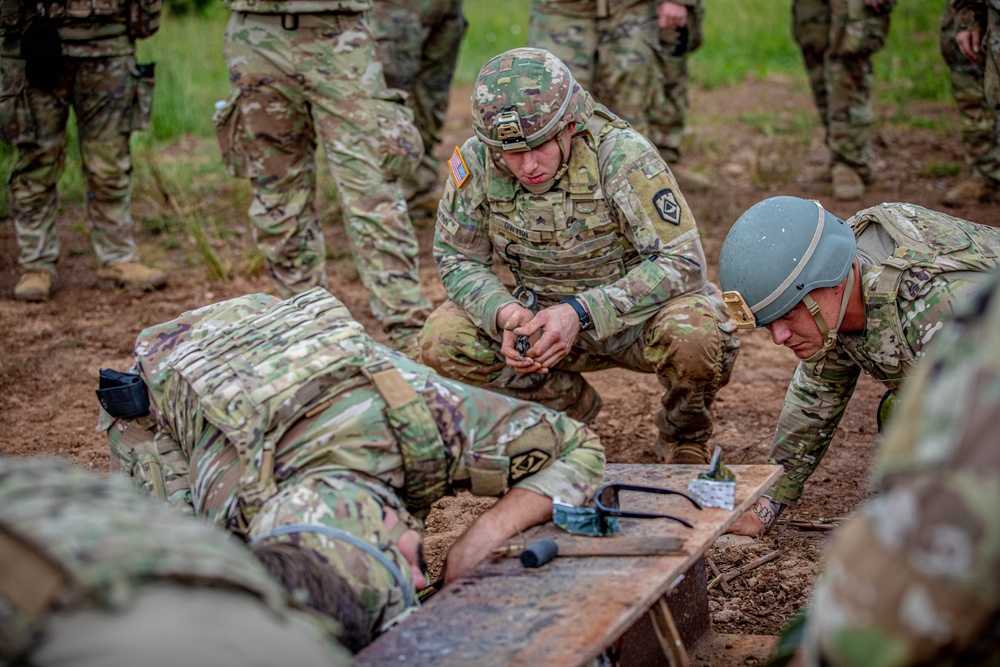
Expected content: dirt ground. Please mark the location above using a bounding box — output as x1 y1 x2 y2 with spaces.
1 76 996 654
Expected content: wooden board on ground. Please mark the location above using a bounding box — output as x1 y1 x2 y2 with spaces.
357 463 782 667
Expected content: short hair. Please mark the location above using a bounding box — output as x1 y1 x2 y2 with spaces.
251 540 372 653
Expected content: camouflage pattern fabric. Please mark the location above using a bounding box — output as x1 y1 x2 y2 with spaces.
792 0 896 172
528 0 703 164
218 7 431 348
799 269 1000 667
953 0 1000 113
103 288 605 631
371 0 467 202
424 106 740 460
767 203 1000 506
941 0 1000 187
0 456 348 663
0 16 145 278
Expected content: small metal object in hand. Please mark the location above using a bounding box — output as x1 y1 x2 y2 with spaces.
516 334 529 356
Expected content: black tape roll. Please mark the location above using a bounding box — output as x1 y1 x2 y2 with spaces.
520 537 559 568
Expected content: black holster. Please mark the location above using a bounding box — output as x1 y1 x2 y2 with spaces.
96 369 150 419
21 15 62 90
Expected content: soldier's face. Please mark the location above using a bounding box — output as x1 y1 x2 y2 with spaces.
766 287 839 359
499 128 574 187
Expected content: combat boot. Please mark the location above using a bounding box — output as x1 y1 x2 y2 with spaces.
14 271 53 302
654 433 711 465
566 380 603 425
831 163 864 201
96 261 168 291
668 165 712 192
944 177 998 207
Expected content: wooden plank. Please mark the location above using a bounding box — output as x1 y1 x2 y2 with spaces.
357 463 781 667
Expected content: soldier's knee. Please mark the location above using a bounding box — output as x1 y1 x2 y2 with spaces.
418 301 482 373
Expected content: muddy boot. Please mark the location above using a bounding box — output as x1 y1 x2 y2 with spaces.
831 163 864 201
668 165 712 192
944 177 998 207
97 261 168 291
566 380 603 425
654 433 711 464
14 271 53 302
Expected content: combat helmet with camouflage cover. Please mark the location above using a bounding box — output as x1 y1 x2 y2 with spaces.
719 196 857 362
472 47 594 154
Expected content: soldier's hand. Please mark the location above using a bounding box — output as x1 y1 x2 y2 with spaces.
957 29 981 62
498 302 540 370
513 303 581 371
657 2 687 29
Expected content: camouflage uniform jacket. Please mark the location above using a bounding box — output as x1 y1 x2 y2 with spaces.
224 0 371 14
435 105 711 342
0 0 135 58
0 457 294 661
769 203 1000 506
801 269 1000 666
951 0 993 32
108 288 605 531
533 0 698 20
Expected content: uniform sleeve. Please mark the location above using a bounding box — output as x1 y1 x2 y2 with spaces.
767 349 862 506
802 275 1000 666
434 138 519 339
106 414 195 514
430 374 606 506
576 131 708 340
950 0 986 31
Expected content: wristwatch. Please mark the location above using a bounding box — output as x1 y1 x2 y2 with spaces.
560 296 592 331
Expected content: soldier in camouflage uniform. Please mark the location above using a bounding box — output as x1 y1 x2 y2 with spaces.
718 196 1000 537
941 0 1000 206
792 269 1000 666
528 0 709 191
792 0 895 201
101 287 605 635
371 0 467 216
419 48 740 465
0 0 168 302
0 456 353 666
214 0 432 350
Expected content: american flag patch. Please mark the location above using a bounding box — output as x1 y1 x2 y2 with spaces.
449 146 469 188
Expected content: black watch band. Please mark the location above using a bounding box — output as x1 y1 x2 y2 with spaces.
560 296 592 331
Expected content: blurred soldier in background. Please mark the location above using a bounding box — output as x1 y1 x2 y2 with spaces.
784 269 1000 666
0 456 354 666
719 196 1000 537
102 287 605 636
372 0 467 217
528 0 711 191
421 48 739 465
940 0 1000 206
214 0 432 351
0 0 168 302
792 0 895 200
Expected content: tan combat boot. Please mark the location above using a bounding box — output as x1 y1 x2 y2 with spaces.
944 177 998 207
14 271 53 302
96 261 168 291
831 163 864 200
654 434 711 465
566 380 603 425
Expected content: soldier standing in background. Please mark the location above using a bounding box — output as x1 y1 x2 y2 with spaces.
719 196 1000 538
420 48 740 465
0 0 169 302
528 0 711 192
0 457 354 666
214 0 432 351
792 0 895 201
940 0 1000 206
371 0 467 217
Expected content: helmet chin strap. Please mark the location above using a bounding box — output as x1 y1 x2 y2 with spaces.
800 261 857 364
521 126 572 194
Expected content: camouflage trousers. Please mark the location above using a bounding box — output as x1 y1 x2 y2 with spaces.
528 0 703 164
371 0 467 203
0 55 144 276
792 0 895 172
941 1 1000 187
419 292 740 462
221 12 431 343
985 4 1000 111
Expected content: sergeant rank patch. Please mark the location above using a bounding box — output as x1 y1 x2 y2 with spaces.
653 188 681 225
509 449 552 483
449 146 469 188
